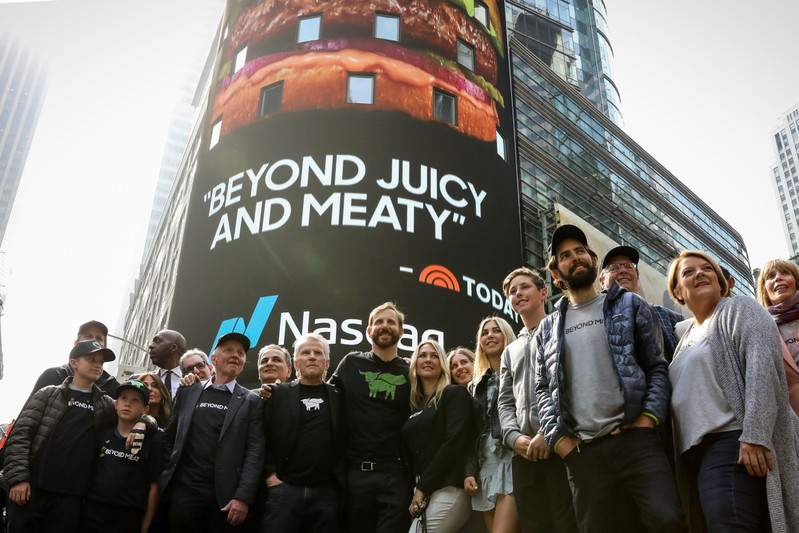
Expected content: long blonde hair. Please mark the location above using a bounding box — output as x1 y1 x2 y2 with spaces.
472 316 516 385
409 340 451 411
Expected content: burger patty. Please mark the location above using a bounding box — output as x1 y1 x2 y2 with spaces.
223 0 499 84
211 49 499 142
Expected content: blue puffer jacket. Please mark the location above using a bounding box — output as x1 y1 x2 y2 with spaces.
533 283 670 450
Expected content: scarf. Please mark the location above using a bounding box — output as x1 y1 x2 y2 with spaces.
767 289 799 324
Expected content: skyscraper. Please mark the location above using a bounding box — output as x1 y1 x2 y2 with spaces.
0 32 46 246
506 0 623 125
769 103 799 258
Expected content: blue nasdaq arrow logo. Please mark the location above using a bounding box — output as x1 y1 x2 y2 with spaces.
210 295 278 353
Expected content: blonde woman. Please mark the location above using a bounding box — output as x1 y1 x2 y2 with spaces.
465 317 518 533
668 250 799 532
403 340 474 532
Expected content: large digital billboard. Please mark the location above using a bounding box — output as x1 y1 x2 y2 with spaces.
168 0 523 384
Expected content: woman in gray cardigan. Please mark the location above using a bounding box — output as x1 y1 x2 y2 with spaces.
667 250 799 533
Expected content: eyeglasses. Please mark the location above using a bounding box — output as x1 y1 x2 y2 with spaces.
605 262 637 273
182 361 208 376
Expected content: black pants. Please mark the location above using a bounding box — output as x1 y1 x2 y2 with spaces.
512 454 578 533
168 482 248 532
81 501 143 533
6 488 82 533
262 481 341 533
345 467 411 533
563 428 686 533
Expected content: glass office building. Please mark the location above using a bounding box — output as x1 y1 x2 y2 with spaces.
510 35 751 294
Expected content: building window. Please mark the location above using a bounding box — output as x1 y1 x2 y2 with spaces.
210 117 222 149
433 89 457 125
375 13 400 41
457 39 475 71
298 15 322 43
259 81 284 116
347 74 375 104
475 2 488 26
234 45 247 74
496 129 506 160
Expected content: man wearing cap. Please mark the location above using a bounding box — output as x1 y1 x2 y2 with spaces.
599 246 683 362
2 341 153 532
148 329 187 400
159 332 264 531
28 320 120 400
533 225 685 533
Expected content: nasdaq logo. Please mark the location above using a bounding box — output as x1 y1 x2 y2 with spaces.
210 295 278 354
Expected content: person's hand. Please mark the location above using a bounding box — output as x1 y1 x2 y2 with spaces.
221 499 249 526
623 414 656 429
126 424 146 455
555 436 578 459
738 442 773 477
464 476 478 496
265 472 283 487
259 382 275 400
8 481 30 505
409 488 426 517
180 373 198 387
526 433 550 461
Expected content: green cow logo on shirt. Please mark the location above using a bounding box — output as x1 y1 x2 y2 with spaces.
360 371 407 400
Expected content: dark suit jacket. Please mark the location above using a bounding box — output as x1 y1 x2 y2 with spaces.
160 381 264 507
263 381 345 487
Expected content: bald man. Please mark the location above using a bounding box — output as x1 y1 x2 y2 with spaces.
148 329 187 400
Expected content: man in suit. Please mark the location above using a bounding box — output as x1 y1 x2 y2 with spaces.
261 333 345 532
160 332 264 531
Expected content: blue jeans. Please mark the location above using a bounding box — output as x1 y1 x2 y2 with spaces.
562 427 685 533
683 430 770 533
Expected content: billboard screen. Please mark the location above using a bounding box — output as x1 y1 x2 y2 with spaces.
168 0 523 384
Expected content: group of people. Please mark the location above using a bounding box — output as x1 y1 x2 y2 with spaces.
2 223 799 533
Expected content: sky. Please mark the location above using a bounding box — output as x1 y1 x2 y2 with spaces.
0 0 796 422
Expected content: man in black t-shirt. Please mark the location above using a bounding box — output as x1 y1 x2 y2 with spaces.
262 333 344 532
329 302 411 533
159 332 264 532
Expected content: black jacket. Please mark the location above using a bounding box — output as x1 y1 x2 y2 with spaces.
263 381 346 488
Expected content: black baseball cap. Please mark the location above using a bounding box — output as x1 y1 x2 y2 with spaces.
69 340 115 362
601 246 640 269
549 224 588 257
215 332 251 352
78 320 108 337
115 379 150 405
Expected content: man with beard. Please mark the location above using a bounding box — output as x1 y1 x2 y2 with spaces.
329 302 411 533
533 225 685 533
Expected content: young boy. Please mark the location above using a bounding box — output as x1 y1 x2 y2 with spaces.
80 379 164 533
0 341 152 532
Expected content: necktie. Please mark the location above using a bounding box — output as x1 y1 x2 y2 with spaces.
163 370 173 399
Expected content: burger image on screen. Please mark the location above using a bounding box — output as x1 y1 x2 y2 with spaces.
210 0 506 143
